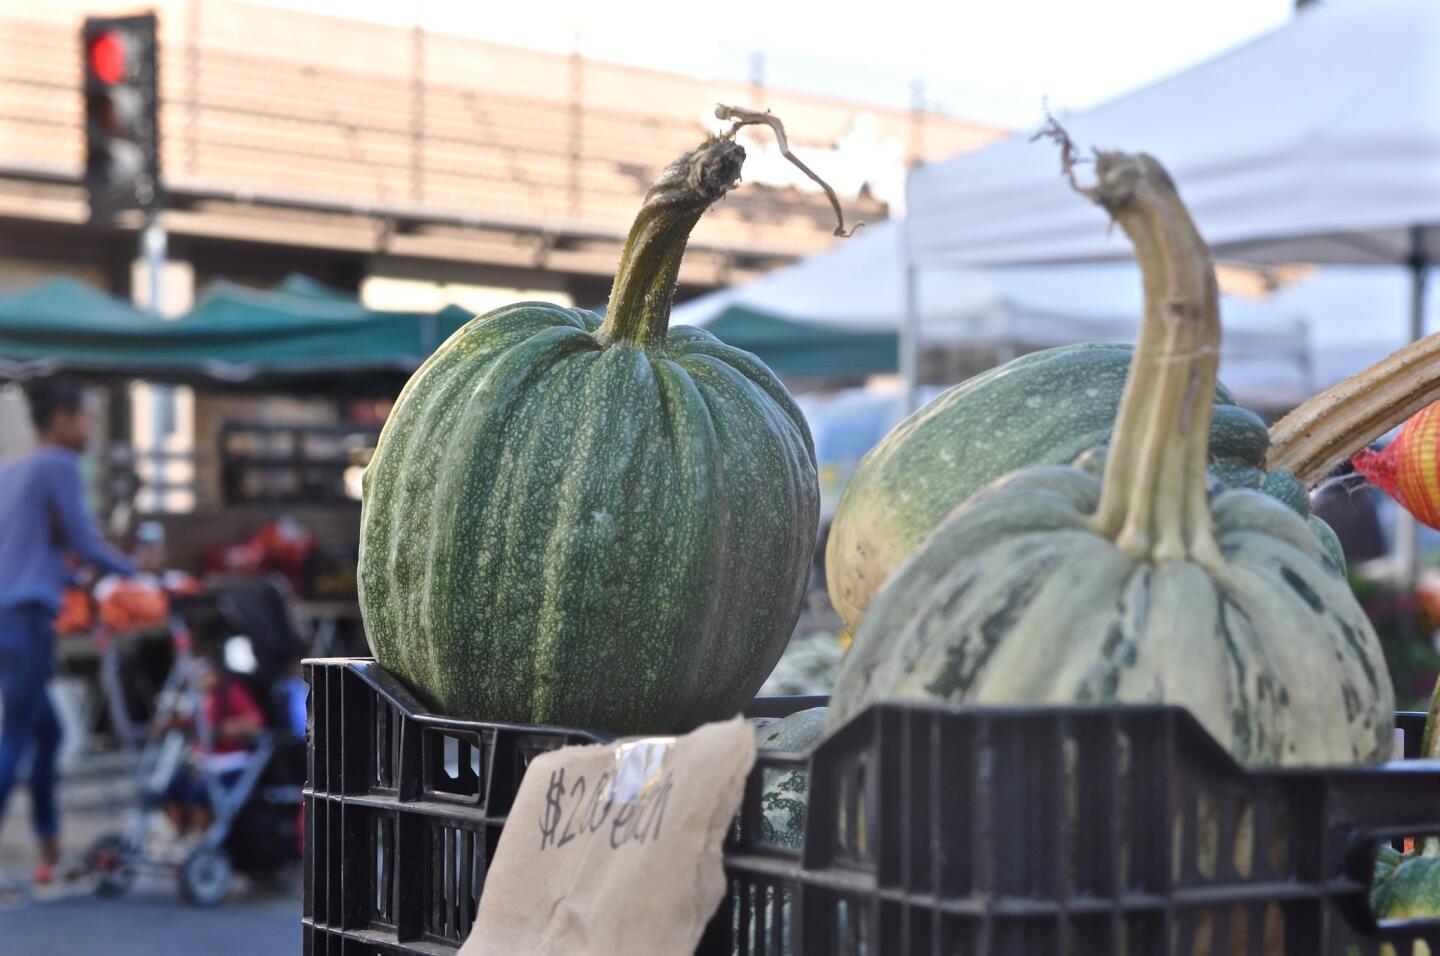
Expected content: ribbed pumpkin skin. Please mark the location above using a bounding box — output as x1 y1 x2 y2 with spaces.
826 344 1276 632
359 302 819 734
828 466 1393 767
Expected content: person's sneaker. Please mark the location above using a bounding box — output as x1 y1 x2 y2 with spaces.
31 859 94 902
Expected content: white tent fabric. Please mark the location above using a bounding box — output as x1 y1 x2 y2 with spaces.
903 0 1440 576
905 0 1440 270
673 221 996 341
671 219 1312 409
1266 265 1413 388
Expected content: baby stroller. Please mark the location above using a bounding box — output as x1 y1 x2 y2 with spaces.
87 576 307 905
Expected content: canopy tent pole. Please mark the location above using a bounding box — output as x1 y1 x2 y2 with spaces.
901 260 921 414
1409 231 1429 344
1397 229 1431 589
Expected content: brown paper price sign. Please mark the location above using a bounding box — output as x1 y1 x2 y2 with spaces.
537 737 676 853
461 716 757 956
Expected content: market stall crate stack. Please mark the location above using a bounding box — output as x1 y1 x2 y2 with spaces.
302 658 1440 955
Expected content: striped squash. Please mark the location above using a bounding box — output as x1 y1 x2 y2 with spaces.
359 136 819 733
828 150 1393 768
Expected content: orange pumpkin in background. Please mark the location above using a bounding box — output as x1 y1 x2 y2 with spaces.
1353 401 1440 530
95 575 169 632
55 587 94 636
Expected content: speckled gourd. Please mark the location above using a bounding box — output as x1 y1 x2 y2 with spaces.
828 149 1394 768
358 135 819 733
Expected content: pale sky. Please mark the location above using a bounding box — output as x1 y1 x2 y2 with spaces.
244 0 1297 127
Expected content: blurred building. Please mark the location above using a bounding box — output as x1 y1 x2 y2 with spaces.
0 0 1004 305
0 0 1004 552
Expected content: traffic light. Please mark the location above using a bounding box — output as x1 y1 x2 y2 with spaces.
82 13 160 221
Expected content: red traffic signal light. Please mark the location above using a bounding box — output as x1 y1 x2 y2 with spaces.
81 13 160 221
87 30 128 85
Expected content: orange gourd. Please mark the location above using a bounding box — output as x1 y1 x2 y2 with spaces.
1352 401 1440 529
96 576 169 632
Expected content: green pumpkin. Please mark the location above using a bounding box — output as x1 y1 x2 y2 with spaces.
738 707 827 955
825 342 1339 635
1370 675 1440 920
359 137 819 733
752 707 827 849
828 151 1393 768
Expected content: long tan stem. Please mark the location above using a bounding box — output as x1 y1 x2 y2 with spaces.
1072 151 1222 567
1267 334 1440 487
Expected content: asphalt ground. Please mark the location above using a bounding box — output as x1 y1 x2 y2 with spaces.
0 751 300 955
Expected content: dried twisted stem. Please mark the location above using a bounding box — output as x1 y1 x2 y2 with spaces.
714 104 861 238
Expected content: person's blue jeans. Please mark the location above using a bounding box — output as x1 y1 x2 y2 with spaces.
0 603 62 840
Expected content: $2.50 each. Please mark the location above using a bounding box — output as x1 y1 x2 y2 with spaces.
537 766 674 852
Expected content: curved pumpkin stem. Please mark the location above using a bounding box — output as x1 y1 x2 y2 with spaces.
1058 138 1223 568
599 137 746 349
1267 333 1440 487
600 107 852 350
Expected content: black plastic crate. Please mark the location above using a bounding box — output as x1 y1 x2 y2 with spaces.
304 658 1440 955
303 659 609 954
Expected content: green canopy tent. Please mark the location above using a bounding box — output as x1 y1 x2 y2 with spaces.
0 276 167 367
0 275 475 394
267 273 358 303
699 307 898 378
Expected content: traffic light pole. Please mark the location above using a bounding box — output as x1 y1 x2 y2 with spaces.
142 213 165 318
142 213 172 509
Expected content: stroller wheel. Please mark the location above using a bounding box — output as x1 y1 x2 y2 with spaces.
88 834 137 897
179 847 232 907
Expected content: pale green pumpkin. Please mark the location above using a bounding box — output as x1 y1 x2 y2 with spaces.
828 150 1393 768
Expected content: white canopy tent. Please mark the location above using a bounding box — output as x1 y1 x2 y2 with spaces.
902 0 1440 576
672 219 1313 409
902 0 1440 408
